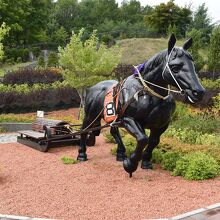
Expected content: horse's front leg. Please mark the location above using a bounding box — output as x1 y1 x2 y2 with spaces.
141 124 169 169
122 117 148 177
110 127 126 161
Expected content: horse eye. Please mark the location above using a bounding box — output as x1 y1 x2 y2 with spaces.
171 66 179 73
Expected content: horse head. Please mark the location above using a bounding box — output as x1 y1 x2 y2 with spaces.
162 34 205 103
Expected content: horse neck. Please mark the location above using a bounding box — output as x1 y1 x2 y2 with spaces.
142 52 169 97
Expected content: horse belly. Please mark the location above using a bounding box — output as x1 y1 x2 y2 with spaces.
136 97 176 129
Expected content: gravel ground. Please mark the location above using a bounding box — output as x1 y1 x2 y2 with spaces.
0 135 220 220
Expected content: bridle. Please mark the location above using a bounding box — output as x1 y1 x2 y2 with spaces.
135 47 185 100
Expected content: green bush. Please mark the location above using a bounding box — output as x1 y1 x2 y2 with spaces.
151 148 163 164
161 151 182 171
38 55 45 67
47 52 58 67
110 133 136 157
173 152 220 180
104 131 116 143
165 127 220 146
5 48 30 62
31 47 41 58
61 156 78 164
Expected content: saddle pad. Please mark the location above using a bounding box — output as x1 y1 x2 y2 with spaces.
104 84 119 123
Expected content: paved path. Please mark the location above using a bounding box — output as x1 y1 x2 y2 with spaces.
0 133 18 143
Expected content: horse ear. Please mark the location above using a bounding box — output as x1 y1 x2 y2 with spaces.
168 33 176 55
183 38 193 50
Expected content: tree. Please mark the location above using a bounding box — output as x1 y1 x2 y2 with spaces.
53 0 79 34
207 26 220 73
190 3 213 44
0 0 53 45
185 28 205 71
119 0 143 24
0 22 10 61
58 28 121 98
52 26 68 46
144 0 192 37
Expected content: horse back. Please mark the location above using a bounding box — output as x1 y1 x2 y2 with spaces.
84 80 118 115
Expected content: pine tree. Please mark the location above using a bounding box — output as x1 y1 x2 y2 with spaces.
207 26 220 73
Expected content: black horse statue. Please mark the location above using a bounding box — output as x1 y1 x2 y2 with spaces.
77 34 205 177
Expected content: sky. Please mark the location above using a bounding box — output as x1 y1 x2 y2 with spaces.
117 0 220 23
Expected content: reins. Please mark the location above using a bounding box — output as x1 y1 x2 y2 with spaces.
134 47 185 99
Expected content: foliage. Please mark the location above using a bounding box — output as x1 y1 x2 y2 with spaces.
59 28 121 89
207 26 220 72
0 22 10 61
214 93 220 109
5 48 30 63
61 156 78 164
0 82 80 113
201 78 220 89
47 52 59 67
0 0 53 45
173 152 219 180
3 68 63 85
167 24 178 38
51 26 68 46
112 63 134 81
144 1 192 37
151 148 163 164
189 3 213 44
0 114 35 123
101 34 115 47
161 151 182 171
165 127 220 146
185 28 205 71
38 55 46 68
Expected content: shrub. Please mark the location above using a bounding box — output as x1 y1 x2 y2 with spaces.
112 63 134 81
5 48 30 62
161 151 182 171
151 148 163 164
103 131 116 143
122 134 136 157
47 52 58 67
186 28 205 71
31 47 41 58
0 85 80 113
208 26 220 72
173 152 219 180
61 156 78 164
110 133 136 157
101 34 115 47
38 55 45 67
3 68 63 85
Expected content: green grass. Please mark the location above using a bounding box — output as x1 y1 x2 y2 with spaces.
61 156 78 164
118 38 185 64
0 62 33 77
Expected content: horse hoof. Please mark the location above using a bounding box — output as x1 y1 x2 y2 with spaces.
141 161 153 169
77 153 88 161
116 154 127 162
123 158 138 175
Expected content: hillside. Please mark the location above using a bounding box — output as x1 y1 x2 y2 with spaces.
118 38 184 65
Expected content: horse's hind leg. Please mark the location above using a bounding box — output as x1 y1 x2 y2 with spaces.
141 124 169 169
77 116 90 161
110 127 126 161
77 115 102 161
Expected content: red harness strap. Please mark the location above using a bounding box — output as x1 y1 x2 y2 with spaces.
103 84 120 123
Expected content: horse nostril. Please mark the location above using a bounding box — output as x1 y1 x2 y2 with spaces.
192 90 198 97
193 89 205 98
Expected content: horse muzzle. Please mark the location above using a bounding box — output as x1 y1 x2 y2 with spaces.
185 88 206 104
